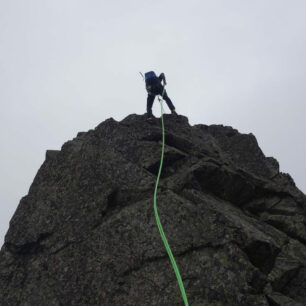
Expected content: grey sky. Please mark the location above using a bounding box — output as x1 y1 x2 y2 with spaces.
1 0 306 244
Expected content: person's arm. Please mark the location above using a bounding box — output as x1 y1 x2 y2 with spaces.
158 73 167 85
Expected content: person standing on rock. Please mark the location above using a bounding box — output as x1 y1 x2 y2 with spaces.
144 71 178 121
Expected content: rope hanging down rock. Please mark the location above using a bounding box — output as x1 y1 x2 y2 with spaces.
153 86 189 306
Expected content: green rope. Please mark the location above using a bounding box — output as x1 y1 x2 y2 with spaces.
153 87 189 306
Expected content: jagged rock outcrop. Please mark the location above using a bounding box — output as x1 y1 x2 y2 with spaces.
1 114 306 305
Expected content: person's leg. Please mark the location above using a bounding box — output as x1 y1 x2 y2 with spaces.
162 90 176 112
147 94 155 118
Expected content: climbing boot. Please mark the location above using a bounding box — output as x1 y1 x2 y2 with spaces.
146 114 155 122
171 109 178 116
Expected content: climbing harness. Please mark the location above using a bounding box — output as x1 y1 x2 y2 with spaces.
153 86 189 306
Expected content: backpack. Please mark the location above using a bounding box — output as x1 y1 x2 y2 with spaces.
145 71 160 94
145 71 156 80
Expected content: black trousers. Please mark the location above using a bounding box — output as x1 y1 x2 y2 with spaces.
146 89 175 117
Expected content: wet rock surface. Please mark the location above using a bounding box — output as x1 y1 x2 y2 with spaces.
1 114 306 305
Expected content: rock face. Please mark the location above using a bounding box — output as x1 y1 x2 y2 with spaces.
1 114 306 305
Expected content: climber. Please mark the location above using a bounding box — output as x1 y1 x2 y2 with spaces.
144 71 178 120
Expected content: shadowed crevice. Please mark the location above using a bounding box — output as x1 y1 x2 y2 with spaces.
145 151 187 178
5 232 53 255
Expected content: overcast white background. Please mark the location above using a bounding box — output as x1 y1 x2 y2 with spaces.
1 0 305 245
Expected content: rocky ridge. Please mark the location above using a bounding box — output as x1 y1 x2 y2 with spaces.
0 114 306 305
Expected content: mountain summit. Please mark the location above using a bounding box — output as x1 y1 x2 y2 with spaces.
1 114 306 305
